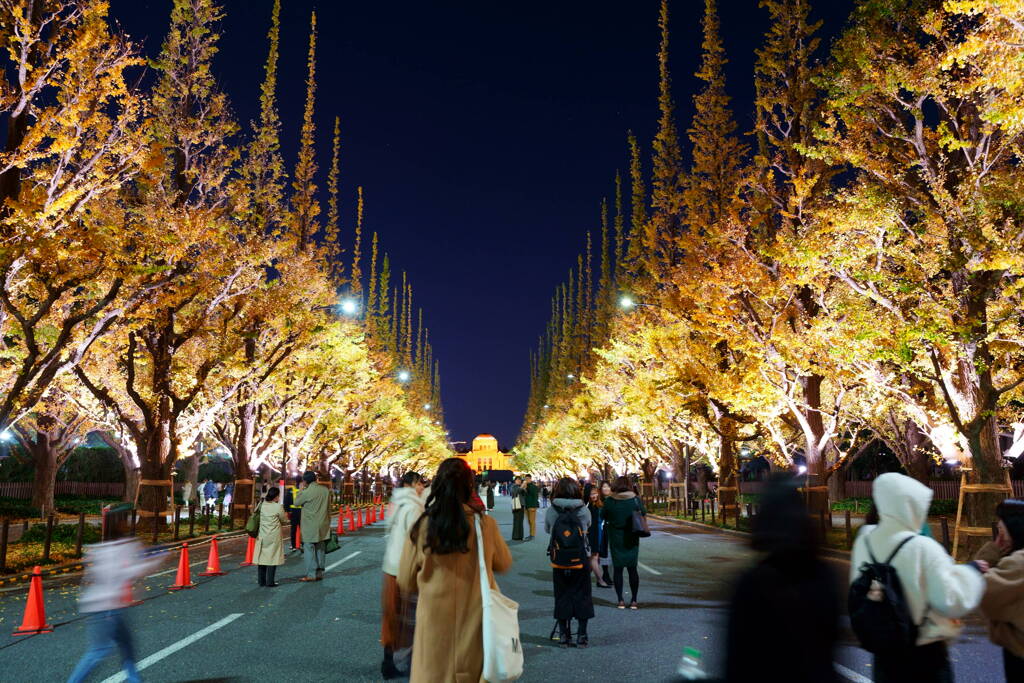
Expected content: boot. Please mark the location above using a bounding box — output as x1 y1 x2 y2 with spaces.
381 649 402 679
602 566 612 585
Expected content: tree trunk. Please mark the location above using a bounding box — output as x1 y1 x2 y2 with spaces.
717 417 739 515
30 451 57 518
800 373 831 518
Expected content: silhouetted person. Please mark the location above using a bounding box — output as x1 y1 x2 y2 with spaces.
725 476 840 683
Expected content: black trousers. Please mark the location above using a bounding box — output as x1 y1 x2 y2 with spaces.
1005 649 1024 681
511 509 524 540
873 642 952 683
289 510 301 549
257 565 277 586
613 565 639 603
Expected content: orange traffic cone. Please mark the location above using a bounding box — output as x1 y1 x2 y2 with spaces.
369 506 376 524
336 510 345 535
239 536 255 567
296 524 303 546
123 582 143 608
358 507 365 528
346 507 355 532
13 566 52 636
169 543 196 590
199 535 225 576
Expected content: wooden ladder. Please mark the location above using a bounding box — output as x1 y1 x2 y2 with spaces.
952 468 1013 558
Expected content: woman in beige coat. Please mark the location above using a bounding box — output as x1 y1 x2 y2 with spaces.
254 486 288 587
398 458 513 683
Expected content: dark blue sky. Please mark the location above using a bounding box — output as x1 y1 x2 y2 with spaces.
109 0 851 449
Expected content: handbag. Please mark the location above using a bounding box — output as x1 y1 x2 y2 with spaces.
475 515 523 682
245 502 262 538
511 493 523 511
631 498 651 538
324 531 341 554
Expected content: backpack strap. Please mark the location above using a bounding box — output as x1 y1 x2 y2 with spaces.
865 531 915 566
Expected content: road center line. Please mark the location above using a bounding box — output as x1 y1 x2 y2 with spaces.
99 613 244 683
638 562 662 576
147 559 205 578
834 662 871 683
325 551 361 572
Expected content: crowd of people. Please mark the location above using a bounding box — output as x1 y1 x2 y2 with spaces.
65 459 1024 682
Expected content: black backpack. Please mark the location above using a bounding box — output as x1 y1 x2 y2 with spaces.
848 534 919 653
548 505 587 569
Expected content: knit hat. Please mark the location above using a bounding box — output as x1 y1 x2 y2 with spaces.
302 470 317 484
996 499 1024 551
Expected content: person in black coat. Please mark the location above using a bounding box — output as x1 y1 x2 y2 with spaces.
724 475 840 682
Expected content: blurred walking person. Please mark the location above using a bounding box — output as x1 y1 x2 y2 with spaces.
725 476 840 682
67 531 161 682
545 477 595 647
975 499 1024 680
398 457 512 682
849 473 985 682
380 471 426 679
586 485 611 588
510 476 526 541
295 471 331 581
602 476 646 609
255 486 288 587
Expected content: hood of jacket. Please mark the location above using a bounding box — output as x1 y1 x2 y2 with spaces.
611 491 636 501
551 498 584 510
873 472 932 534
391 486 424 507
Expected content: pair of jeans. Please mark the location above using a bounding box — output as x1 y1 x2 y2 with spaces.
67 610 139 683
303 540 326 578
873 641 952 683
257 564 278 585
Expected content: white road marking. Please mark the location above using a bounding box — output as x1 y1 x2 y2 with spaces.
99 613 244 683
147 559 205 578
834 662 872 683
325 551 361 572
655 530 694 541
638 562 662 576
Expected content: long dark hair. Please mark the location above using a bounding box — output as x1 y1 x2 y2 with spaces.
611 475 633 494
411 457 475 555
552 477 581 501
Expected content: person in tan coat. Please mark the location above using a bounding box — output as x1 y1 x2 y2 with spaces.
975 498 1024 681
254 486 289 587
398 457 513 683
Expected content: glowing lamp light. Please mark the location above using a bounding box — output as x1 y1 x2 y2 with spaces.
619 295 636 310
339 298 359 316
424 403 432 410
397 370 412 383
566 374 575 380
0 430 12 442
797 465 807 474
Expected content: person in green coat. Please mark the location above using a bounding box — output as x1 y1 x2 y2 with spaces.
524 475 540 540
601 476 645 609
294 471 331 581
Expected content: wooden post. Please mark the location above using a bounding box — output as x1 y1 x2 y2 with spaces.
700 500 706 522
204 508 211 534
0 518 9 571
844 510 852 549
188 504 196 537
173 505 181 541
710 499 716 524
75 512 86 557
43 514 55 562
941 517 951 553
217 503 224 530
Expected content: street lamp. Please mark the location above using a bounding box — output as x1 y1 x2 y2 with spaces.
397 370 411 383
339 298 360 316
423 403 432 410
619 295 636 310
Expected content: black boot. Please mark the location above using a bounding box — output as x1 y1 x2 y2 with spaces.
381 649 402 679
559 620 575 648
602 566 612 585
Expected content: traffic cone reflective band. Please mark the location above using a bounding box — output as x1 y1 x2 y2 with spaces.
169 543 196 590
199 535 225 576
239 536 255 567
13 566 52 636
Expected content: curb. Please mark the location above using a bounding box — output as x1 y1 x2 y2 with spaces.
649 513 852 563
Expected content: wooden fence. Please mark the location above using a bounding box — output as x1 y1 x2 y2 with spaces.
0 481 125 500
733 478 1024 500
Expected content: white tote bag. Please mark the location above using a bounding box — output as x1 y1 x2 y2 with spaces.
475 515 523 682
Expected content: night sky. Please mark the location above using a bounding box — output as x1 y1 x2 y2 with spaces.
109 0 852 449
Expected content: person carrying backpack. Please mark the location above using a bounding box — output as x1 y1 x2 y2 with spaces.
544 477 594 648
848 473 987 682
975 499 1024 681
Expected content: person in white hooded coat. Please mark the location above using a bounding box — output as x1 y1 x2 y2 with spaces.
379 472 426 679
850 472 987 682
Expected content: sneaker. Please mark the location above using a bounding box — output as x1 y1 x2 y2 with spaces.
577 634 589 648
629 602 639 610
617 601 626 609
559 632 576 648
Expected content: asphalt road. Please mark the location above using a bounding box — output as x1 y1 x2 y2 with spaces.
0 496 1003 682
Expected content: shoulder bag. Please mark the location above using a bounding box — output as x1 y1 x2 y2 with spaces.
475 514 523 682
630 498 651 538
511 491 523 511
245 502 262 538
